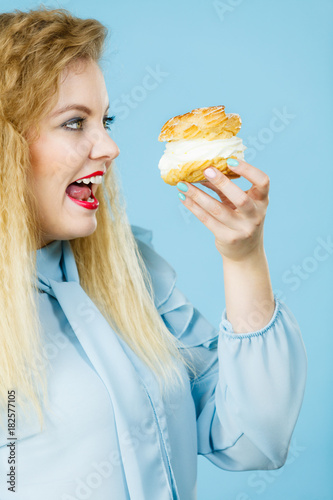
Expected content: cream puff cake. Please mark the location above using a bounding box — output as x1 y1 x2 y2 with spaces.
158 105 246 185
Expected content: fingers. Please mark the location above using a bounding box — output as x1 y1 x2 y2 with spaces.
175 160 269 254
198 180 237 209
202 166 256 215
177 181 239 230
226 159 270 201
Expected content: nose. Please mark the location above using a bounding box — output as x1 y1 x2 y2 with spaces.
89 126 120 164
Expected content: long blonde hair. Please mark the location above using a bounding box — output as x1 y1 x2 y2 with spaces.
0 7 196 431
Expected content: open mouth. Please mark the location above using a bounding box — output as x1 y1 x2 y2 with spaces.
65 174 103 202
65 180 94 202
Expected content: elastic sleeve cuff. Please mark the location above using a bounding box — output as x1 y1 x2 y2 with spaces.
219 295 281 339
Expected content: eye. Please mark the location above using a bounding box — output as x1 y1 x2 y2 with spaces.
62 117 86 131
103 115 116 130
61 115 115 132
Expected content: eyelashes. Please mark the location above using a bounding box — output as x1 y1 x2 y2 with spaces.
62 115 116 132
103 115 116 130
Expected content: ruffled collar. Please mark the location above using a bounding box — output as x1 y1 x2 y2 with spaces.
36 240 65 282
35 239 80 296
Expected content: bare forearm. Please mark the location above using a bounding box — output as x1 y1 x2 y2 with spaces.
222 244 275 333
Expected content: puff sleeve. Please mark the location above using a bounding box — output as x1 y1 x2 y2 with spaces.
132 225 307 472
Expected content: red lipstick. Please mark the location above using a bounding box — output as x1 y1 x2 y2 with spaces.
66 190 99 210
75 170 104 182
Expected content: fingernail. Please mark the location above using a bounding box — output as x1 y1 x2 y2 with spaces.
178 192 186 201
227 158 239 167
204 167 216 178
177 182 188 192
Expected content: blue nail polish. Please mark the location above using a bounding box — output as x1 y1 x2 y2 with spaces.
177 182 188 192
227 158 239 167
178 192 186 201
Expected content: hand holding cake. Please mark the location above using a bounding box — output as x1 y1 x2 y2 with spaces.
157 105 270 262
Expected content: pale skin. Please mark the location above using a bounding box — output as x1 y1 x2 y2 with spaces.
177 162 275 334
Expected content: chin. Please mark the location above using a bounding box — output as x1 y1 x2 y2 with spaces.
45 220 98 243
69 221 98 240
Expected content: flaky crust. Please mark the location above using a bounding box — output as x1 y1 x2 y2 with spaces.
158 106 241 142
161 156 240 186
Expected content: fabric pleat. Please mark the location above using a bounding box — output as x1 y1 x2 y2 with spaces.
37 239 180 500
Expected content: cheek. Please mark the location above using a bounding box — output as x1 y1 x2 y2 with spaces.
64 135 92 166
30 136 80 185
29 132 93 201
30 137 63 176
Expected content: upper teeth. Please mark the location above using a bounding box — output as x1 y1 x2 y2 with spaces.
76 175 103 184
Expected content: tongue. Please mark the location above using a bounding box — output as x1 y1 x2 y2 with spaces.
66 183 92 201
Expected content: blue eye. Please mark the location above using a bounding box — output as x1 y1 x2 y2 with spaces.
103 115 116 130
62 115 116 132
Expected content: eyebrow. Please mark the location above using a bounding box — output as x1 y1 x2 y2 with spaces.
51 103 110 117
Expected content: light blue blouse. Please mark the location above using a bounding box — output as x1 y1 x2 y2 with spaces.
0 225 307 499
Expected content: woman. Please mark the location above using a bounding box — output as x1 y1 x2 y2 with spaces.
0 7 307 500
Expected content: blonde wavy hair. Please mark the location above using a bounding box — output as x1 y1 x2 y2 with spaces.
0 7 197 431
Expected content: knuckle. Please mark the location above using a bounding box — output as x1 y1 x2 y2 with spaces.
210 202 221 217
259 174 270 190
238 193 249 207
253 216 262 228
217 176 230 188
242 228 253 240
199 212 209 224
226 233 240 246
191 190 200 203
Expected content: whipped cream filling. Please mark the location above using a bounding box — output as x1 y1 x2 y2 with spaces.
158 137 247 175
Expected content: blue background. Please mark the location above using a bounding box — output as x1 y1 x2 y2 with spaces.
2 0 332 498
